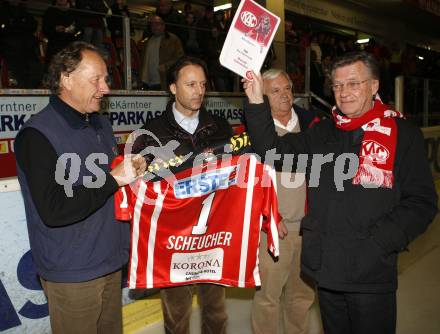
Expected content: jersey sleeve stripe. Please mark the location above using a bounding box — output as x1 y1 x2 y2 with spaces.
253 215 263 286
267 166 280 257
129 181 148 288
146 182 165 289
238 155 257 287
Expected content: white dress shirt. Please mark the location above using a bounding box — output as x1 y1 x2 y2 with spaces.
172 103 200 134
273 107 299 132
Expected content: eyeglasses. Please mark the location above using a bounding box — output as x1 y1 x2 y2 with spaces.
331 79 370 92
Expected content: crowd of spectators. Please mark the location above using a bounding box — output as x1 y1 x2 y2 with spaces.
0 0 43 88
1 0 440 97
0 0 237 91
0 0 133 89
141 0 235 91
285 19 440 105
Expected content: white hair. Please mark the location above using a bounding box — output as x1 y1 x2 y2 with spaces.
262 68 293 88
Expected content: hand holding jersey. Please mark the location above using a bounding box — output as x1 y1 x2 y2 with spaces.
110 154 146 186
125 131 253 184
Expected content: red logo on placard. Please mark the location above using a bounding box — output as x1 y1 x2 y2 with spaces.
234 1 278 48
240 11 257 27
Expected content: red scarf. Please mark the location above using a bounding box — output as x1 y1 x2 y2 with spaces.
332 98 403 188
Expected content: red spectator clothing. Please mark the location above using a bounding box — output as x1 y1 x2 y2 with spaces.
113 154 281 289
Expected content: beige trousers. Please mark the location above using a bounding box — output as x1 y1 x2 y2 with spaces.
40 270 123 334
251 228 315 334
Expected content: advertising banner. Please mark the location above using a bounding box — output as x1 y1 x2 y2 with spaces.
0 94 244 178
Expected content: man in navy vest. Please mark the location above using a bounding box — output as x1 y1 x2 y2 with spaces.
15 41 146 334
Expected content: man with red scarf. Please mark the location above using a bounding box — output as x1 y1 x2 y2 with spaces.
242 51 437 334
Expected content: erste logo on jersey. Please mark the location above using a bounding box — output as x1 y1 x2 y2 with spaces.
174 165 239 199
240 11 257 27
361 140 389 163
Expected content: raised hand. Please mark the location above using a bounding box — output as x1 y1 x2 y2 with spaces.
242 71 264 104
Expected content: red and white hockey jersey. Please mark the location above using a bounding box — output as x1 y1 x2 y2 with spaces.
114 154 280 289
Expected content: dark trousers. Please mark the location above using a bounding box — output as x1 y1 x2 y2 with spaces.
318 287 396 334
160 284 227 334
40 270 123 334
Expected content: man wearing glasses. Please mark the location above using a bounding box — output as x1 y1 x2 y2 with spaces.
242 51 437 334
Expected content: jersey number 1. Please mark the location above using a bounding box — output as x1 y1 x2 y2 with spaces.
192 192 216 235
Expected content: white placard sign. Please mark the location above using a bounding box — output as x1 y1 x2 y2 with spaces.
220 0 280 79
